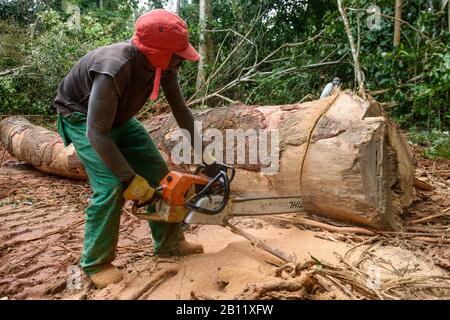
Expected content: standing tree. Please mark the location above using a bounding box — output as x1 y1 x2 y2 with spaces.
394 0 402 47
175 0 180 15
444 0 450 32
196 0 213 92
337 0 365 97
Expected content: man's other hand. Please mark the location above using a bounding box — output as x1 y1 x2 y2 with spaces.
123 174 155 205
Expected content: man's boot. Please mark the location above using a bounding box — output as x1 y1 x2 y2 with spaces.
171 238 204 256
156 236 204 257
88 263 123 289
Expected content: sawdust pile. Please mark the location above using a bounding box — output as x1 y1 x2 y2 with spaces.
0 142 449 300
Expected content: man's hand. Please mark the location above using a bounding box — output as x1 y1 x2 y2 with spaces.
123 174 155 205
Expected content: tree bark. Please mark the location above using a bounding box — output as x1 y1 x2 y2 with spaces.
196 0 213 92
337 0 365 97
447 0 450 33
0 116 87 180
175 0 181 15
394 0 402 47
0 92 415 230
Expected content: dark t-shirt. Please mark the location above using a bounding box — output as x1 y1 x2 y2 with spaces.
54 41 178 127
54 41 199 182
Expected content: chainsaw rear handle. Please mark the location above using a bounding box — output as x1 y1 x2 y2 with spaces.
185 165 235 215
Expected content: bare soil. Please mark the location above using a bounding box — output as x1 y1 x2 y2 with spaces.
0 143 449 300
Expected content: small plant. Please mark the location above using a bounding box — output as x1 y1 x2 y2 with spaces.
408 129 450 159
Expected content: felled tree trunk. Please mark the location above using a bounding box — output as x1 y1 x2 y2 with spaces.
0 92 415 230
0 116 87 180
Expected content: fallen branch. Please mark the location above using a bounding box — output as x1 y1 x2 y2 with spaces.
314 274 349 298
1 219 85 249
190 291 214 300
269 216 376 236
225 221 295 263
413 177 436 191
187 57 346 107
410 209 450 224
434 256 450 271
0 67 24 77
409 236 450 244
235 273 316 300
127 267 179 300
348 8 430 40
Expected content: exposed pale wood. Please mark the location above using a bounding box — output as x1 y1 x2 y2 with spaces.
156 92 415 230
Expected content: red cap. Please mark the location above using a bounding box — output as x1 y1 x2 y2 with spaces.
132 9 200 100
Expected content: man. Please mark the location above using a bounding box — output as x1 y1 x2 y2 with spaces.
54 9 213 288
320 77 342 99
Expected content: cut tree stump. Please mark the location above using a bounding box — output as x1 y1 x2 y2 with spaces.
0 91 415 230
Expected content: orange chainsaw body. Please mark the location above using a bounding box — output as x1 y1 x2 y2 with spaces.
160 171 210 205
131 171 210 223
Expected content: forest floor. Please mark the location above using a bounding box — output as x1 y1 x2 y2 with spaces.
0 143 449 300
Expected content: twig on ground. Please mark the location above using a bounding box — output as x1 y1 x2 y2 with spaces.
411 208 450 224
127 267 178 300
269 216 376 236
2 219 85 248
225 220 295 263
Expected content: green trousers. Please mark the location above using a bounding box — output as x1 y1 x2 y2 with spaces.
57 112 182 275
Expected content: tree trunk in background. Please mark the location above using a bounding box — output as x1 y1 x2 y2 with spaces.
337 0 365 97
394 0 402 47
196 0 213 92
0 92 416 230
204 0 214 65
175 0 181 15
446 0 450 33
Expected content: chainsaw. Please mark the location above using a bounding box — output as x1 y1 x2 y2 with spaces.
131 164 305 226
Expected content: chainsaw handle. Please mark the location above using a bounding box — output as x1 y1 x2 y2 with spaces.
185 168 232 215
194 163 235 182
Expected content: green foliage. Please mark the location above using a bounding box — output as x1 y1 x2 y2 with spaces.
0 3 135 115
408 128 450 159
0 0 448 137
0 0 63 25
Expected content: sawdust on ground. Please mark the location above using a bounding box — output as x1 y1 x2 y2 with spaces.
0 143 449 300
